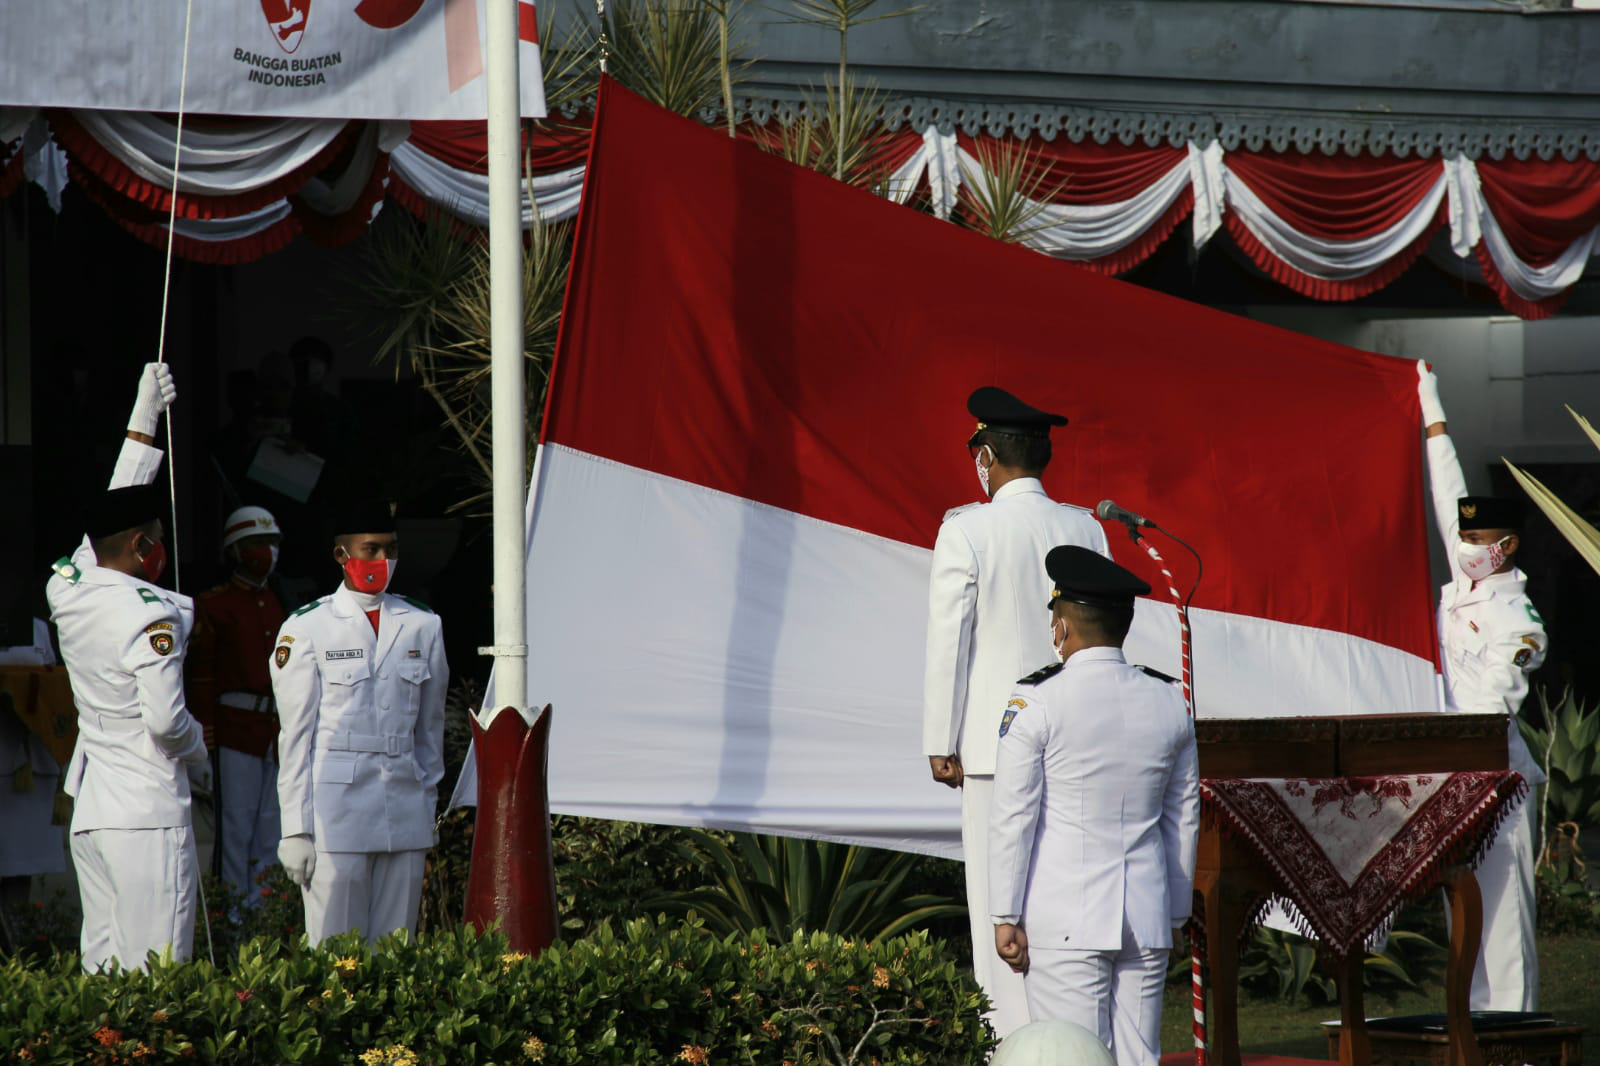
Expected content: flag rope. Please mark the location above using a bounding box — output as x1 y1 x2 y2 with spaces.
1133 532 1203 1064
156 0 214 968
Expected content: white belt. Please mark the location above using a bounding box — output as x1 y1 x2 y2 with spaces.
320 731 413 756
219 692 276 714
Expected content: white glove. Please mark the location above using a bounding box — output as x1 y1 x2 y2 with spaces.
128 362 177 436
278 834 317 888
1417 359 1447 428
186 760 213 795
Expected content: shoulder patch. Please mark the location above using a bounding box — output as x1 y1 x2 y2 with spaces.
1512 647 1533 669
399 595 434 614
136 587 163 605
942 502 982 522
275 645 292 669
50 557 82 584
149 631 175 656
999 697 1028 737
1016 662 1064 687
1136 665 1180 685
291 599 326 618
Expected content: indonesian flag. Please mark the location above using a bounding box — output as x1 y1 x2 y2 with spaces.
474 79 1437 857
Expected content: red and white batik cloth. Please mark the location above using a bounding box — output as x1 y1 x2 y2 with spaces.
1201 771 1526 958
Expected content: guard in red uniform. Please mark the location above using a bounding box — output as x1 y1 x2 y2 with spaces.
186 506 287 900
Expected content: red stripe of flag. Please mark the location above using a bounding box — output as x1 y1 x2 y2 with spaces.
518 0 539 44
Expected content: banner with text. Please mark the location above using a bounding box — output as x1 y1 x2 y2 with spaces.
0 0 545 120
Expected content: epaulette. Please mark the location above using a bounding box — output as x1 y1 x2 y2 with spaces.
942 502 982 522
1016 662 1064 687
50 557 82 585
134 587 164 606
290 598 328 618
399 595 434 614
1135 664 1180 685
1059 501 1096 516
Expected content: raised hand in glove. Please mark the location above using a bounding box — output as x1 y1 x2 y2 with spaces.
278 834 317 888
128 362 177 438
1417 359 1447 430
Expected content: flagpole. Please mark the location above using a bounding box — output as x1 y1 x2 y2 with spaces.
484 0 527 726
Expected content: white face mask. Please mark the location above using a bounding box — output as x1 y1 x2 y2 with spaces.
1457 537 1510 581
1050 617 1067 662
975 446 994 498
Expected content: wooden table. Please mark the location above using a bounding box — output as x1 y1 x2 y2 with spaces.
1194 713 1512 1066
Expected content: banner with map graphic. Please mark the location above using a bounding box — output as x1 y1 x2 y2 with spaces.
0 0 545 120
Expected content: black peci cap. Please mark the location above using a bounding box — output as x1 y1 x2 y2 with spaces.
1458 496 1524 532
329 499 397 540
966 386 1069 448
85 485 165 539
1045 545 1151 610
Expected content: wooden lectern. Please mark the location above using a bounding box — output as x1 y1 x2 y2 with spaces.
1195 713 1511 1066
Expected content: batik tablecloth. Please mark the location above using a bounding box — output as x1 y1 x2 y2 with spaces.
1200 771 1526 958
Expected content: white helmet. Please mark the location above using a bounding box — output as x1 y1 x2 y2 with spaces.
221 506 282 551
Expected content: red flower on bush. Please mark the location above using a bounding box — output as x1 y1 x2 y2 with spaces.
236 989 254 1003
93 1026 122 1046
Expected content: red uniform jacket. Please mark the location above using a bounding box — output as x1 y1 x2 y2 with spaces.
186 576 286 757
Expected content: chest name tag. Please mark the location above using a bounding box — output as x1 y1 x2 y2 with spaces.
325 649 364 661
406 649 422 659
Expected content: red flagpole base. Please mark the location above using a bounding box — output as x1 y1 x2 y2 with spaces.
463 704 559 954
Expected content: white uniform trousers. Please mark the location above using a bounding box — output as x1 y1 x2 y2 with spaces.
218 748 281 903
1025 943 1168 1066
1467 798 1539 1010
962 775 1031 1038
303 848 427 948
71 825 197 972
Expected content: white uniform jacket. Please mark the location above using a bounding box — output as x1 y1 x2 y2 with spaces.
45 438 206 832
989 647 1200 952
923 478 1110 775
272 584 448 853
1426 435 1546 784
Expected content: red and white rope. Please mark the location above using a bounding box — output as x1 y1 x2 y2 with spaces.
1134 532 1203 1062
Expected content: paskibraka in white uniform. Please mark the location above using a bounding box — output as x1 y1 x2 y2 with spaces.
990 647 1199 1065
922 476 1109 1038
1427 433 1546 1011
46 438 208 972
271 584 448 946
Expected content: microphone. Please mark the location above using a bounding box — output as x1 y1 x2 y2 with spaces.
1096 499 1156 531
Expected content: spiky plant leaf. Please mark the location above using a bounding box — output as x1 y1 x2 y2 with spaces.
957 137 1069 244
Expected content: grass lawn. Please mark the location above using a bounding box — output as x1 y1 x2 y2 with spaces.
1159 933 1600 1060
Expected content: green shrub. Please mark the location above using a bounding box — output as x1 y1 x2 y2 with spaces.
0 919 992 1064
645 832 968 944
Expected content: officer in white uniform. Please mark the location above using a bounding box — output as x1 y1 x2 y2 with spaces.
923 386 1111 1037
46 364 210 972
272 501 448 947
1418 362 1545 1011
0 619 68 907
990 546 1199 1065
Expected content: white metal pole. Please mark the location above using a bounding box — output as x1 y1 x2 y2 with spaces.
483 0 528 726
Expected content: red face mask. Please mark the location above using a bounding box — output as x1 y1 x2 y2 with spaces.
137 539 168 583
238 544 279 579
342 556 395 593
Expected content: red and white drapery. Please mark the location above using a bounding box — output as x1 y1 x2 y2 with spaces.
3 106 1598 318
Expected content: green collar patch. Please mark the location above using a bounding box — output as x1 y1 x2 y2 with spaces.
399 595 433 614
50 557 82 585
